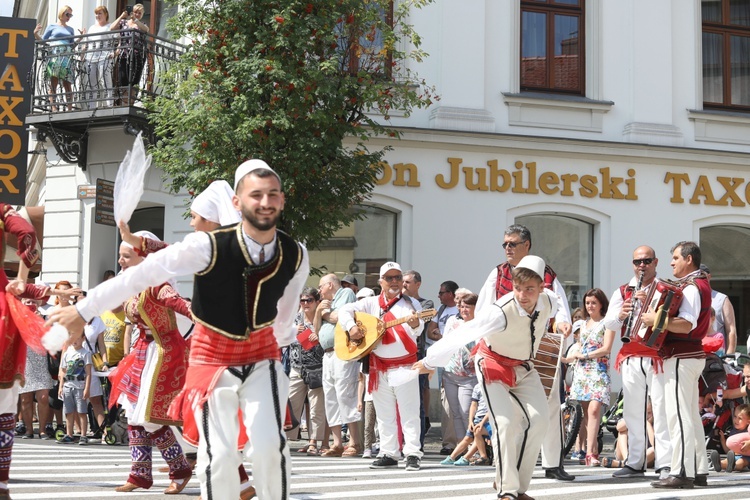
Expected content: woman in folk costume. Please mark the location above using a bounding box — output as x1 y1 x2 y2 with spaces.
108 231 193 495
1 204 81 500
120 181 256 500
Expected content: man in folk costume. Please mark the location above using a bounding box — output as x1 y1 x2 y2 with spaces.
603 245 671 479
337 262 425 471
1 205 81 500
647 241 711 489
49 160 309 500
477 224 574 482
417 256 558 500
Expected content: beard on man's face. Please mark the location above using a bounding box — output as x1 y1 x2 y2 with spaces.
240 206 281 231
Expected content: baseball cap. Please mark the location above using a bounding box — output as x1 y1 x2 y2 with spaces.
379 262 402 277
515 255 545 280
356 287 375 299
342 274 358 286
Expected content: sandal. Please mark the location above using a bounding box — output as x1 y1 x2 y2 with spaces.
586 454 601 467
600 456 622 468
342 444 363 457
470 457 491 466
321 445 344 457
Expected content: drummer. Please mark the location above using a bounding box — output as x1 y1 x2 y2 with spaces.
476 223 574 482
415 255 559 500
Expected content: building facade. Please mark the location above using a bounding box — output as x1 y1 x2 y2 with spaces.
17 1 750 350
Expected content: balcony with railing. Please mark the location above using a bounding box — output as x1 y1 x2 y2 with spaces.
26 30 185 168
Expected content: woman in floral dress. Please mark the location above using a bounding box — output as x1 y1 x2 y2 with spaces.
569 288 615 466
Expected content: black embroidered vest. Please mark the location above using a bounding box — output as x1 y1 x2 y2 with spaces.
191 224 303 340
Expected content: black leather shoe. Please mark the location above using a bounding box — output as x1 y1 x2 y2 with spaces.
545 467 575 481
651 476 694 489
694 474 708 487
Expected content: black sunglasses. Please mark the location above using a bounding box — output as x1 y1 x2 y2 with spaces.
300 298 315 304
632 258 654 266
502 240 525 249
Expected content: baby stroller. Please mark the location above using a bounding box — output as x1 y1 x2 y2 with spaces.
700 353 742 452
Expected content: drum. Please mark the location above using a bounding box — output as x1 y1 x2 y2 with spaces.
535 333 563 399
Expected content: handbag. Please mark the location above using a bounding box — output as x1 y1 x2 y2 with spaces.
301 366 323 390
84 336 106 372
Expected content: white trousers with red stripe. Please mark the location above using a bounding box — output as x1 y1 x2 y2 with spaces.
195 359 290 500
481 364 549 497
371 370 423 460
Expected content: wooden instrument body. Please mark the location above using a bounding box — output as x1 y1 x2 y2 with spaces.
334 309 437 361
535 333 563 399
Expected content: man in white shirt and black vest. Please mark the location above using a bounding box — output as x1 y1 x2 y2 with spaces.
49 160 309 500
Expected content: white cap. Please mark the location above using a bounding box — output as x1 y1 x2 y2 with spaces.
356 287 375 299
234 159 281 190
515 255 545 280
379 261 402 277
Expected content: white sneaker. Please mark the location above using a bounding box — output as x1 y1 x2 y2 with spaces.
78 436 88 446
362 449 372 458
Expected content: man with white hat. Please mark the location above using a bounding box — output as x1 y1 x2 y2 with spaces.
338 262 425 471
48 159 309 500
477 224 574 482
416 255 559 500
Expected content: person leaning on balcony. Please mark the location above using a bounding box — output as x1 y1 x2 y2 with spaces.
81 5 114 109
110 3 149 106
33 5 77 112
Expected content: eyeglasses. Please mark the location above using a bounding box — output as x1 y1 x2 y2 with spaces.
502 240 525 249
300 298 315 304
382 274 403 283
437 291 450 296
632 258 654 266
65 12 73 17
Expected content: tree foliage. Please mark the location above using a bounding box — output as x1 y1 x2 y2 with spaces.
149 0 436 249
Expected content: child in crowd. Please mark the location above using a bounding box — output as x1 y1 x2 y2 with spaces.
58 331 92 444
710 404 750 472
441 382 491 466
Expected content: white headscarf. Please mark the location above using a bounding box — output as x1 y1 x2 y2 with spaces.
190 180 241 226
120 230 178 289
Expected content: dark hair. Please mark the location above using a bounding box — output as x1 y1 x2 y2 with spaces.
505 224 532 249
403 270 421 283
300 286 320 302
461 293 478 306
102 269 116 281
512 267 543 284
583 288 609 317
236 167 281 193
671 241 701 269
440 280 459 294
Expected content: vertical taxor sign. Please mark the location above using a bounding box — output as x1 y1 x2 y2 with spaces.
0 17 34 205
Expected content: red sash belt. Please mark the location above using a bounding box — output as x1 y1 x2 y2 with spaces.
368 352 417 393
473 339 528 387
615 341 663 373
167 323 280 445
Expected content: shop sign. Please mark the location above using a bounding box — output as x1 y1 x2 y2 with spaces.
0 18 35 204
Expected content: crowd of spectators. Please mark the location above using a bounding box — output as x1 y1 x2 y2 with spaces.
32 4 150 111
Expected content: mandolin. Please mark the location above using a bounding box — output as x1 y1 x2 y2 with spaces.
334 308 436 361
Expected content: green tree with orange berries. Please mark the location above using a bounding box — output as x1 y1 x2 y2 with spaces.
149 0 436 250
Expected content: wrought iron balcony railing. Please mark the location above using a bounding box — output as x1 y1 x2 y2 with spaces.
29 30 184 114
